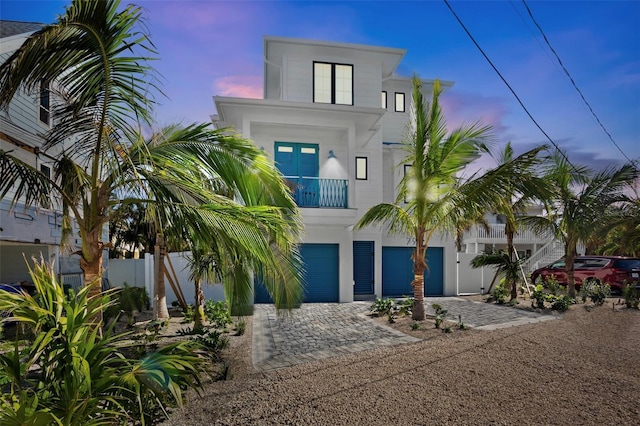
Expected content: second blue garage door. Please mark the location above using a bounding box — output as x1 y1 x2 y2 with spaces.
382 246 444 297
255 243 339 303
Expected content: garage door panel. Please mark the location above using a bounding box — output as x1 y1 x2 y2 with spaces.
255 243 339 303
382 246 443 297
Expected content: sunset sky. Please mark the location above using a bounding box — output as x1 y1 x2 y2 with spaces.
2 0 639 170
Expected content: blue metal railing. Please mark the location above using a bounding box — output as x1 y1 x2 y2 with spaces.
284 176 348 208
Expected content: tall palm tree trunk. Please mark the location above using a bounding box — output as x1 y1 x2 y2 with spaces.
412 229 427 320
194 279 205 329
565 242 577 298
154 233 169 319
80 229 105 324
506 228 517 300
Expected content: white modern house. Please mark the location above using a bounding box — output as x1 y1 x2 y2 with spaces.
0 21 85 289
212 36 567 303
212 36 461 303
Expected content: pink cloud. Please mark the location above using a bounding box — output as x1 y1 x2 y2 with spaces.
214 76 263 98
440 91 510 138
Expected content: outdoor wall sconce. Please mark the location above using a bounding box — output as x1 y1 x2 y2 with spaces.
328 150 336 159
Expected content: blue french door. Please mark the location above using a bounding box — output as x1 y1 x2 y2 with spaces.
275 142 319 207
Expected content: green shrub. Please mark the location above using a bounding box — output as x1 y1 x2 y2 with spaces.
235 318 247 335
182 304 196 322
487 281 508 304
0 259 206 425
195 330 229 359
370 298 396 316
531 284 547 309
551 294 573 312
103 285 150 324
543 274 562 296
432 303 448 329
621 283 640 309
119 284 150 314
204 300 232 329
397 297 414 316
580 279 611 306
532 284 574 311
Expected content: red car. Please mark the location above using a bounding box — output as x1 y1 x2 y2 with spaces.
531 256 640 291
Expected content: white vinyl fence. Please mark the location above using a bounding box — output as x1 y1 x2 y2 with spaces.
107 252 226 307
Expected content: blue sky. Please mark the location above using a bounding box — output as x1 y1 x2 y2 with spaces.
2 0 639 169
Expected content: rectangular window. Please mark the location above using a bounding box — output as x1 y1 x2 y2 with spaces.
40 164 51 178
301 147 317 154
356 157 368 180
381 91 387 109
403 164 413 202
395 92 405 112
39 80 50 125
313 62 353 105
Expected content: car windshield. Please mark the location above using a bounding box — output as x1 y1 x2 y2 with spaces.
612 259 640 269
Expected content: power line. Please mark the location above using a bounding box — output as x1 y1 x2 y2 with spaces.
521 0 634 164
442 0 576 169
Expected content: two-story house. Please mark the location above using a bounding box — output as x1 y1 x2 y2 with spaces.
0 21 84 289
213 36 460 303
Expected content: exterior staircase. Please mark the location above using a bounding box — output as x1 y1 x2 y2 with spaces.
522 239 564 276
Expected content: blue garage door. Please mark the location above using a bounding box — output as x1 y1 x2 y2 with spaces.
382 246 444 297
255 243 339 303
353 241 374 295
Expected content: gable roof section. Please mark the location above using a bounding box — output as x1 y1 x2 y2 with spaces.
0 20 44 38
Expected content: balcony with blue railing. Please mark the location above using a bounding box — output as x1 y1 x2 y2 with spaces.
284 176 348 208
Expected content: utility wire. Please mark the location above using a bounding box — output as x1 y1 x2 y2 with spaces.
443 0 576 169
521 0 634 164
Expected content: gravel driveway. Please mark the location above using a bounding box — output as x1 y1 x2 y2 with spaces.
163 302 640 425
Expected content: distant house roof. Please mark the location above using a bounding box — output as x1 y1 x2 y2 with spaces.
0 20 44 38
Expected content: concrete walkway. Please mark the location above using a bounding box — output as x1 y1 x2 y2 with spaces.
252 297 557 371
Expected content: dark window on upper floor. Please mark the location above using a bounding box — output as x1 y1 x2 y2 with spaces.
313 62 353 105
40 164 51 178
39 80 50 125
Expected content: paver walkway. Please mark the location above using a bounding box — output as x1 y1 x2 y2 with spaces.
252 297 557 371
252 302 419 371
424 297 558 330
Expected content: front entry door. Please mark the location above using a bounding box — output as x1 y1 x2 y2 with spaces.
353 241 374 295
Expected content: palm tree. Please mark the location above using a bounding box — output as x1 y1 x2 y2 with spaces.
487 142 550 300
356 75 543 320
589 199 640 256
522 151 639 297
0 0 303 316
187 246 219 330
0 0 159 300
470 249 524 299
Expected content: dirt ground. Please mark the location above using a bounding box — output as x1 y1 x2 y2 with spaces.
159 295 640 425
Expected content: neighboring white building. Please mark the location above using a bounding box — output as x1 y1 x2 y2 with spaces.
213 36 460 302
0 21 85 289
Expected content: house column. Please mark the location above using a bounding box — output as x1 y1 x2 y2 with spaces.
347 123 356 208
